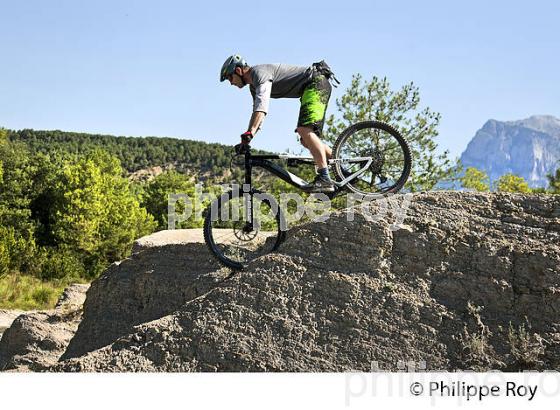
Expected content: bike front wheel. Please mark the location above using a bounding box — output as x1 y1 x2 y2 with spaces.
203 189 286 270
332 121 412 197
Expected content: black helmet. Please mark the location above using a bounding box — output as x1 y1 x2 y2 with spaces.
220 54 248 82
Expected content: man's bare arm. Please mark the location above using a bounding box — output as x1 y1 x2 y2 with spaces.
247 111 266 135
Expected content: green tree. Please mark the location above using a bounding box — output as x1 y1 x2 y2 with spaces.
0 227 12 275
49 149 156 276
0 135 165 307
324 75 453 191
8 128 234 176
495 173 531 193
546 167 560 194
0 127 7 178
0 131 38 272
142 171 197 229
141 171 221 229
461 167 490 192
0 128 10 273
0 134 35 231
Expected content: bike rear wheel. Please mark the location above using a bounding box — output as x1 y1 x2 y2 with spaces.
203 189 286 270
332 121 411 197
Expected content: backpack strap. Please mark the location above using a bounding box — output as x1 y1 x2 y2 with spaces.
312 60 340 88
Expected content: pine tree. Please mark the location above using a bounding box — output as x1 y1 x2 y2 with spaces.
324 75 454 191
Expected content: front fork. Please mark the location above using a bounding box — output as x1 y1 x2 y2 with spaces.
243 153 255 231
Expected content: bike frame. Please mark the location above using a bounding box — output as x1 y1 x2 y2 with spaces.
242 151 373 198
227 150 374 230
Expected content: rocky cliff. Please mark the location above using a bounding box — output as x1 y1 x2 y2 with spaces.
1 192 559 372
460 115 560 187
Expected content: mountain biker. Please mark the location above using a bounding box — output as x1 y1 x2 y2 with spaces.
220 54 340 193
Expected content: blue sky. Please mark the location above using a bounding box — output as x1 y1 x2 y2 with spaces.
1 0 558 159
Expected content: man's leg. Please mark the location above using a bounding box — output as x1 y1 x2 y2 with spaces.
299 129 358 181
296 74 332 167
296 75 334 192
325 144 332 159
299 134 332 161
297 126 329 169
297 126 335 192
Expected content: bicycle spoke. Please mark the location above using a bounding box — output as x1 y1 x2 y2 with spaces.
205 193 284 269
333 122 410 196
213 230 239 241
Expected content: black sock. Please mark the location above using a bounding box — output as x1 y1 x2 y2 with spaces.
317 167 331 180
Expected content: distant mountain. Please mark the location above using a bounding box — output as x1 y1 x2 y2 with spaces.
460 115 560 187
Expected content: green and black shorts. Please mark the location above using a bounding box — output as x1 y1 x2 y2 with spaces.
296 74 332 137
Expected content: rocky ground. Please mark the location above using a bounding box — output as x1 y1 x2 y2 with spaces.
0 310 26 340
1 192 559 372
0 284 89 371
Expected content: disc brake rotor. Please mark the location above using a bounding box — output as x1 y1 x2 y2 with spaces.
356 147 384 174
233 223 258 241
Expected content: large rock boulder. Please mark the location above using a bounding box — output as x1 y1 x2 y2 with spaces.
0 284 89 371
0 310 26 341
51 192 560 372
61 243 223 360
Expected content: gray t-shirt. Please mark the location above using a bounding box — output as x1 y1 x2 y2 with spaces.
249 64 312 114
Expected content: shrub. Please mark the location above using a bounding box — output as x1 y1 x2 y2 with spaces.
31 286 56 306
461 167 490 192
39 247 85 281
495 174 531 193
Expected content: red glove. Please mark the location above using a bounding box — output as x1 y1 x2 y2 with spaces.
235 131 253 154
240 131 253 144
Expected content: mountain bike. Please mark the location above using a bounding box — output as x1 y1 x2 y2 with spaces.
203 121 411 269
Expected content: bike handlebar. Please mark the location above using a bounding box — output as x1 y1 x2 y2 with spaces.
234 143 251 155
